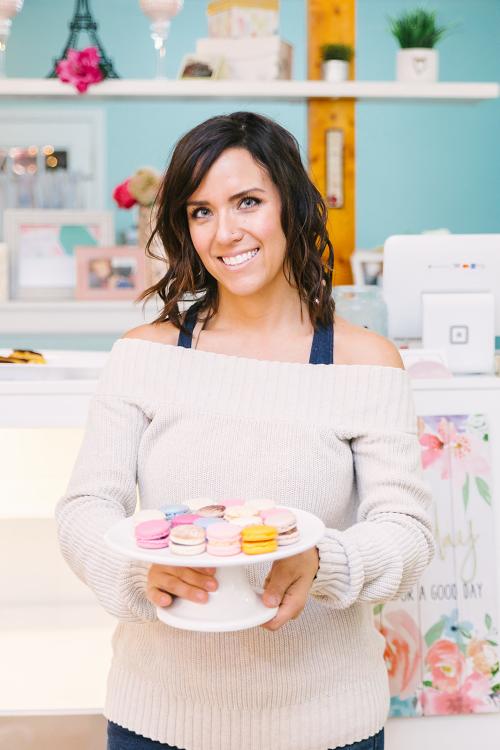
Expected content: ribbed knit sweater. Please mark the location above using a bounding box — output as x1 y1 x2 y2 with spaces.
55 338 434 750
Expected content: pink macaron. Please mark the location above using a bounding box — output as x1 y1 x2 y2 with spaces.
206 522 241 556
135 519 171 549
261 509 300 546
171 513 200 527
220 498 246 507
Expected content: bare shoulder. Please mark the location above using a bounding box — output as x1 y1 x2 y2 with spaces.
334 315 404 368
121 321 179 346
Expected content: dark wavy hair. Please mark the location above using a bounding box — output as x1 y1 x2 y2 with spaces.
138 111 334 330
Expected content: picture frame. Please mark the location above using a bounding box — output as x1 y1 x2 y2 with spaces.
350 248 384 286
0 243 8 302
178 54 223 80
4 209 114 301
75 245 147 301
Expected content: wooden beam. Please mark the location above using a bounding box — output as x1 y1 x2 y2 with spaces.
308 0 355 285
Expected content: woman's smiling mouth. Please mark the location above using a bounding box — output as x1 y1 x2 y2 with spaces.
219 248 260 268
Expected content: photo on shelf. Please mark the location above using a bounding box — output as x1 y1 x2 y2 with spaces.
3 209 114 301
75 245 146 301
178 54 223 80
350 248 384 286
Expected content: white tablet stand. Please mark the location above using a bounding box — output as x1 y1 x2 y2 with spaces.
105 508 325 633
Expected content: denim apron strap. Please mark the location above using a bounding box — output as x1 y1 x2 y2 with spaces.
177 302 334 365
177 301 201 349
308 322 334 365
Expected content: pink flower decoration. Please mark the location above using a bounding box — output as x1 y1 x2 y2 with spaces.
419 417 490 483
113 179 137 209
56 46 104 94
378 609 423 700
467 639 499 677
421 672 492 715
426 639 465 691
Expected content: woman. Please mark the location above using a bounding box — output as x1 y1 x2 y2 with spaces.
56 112 434 750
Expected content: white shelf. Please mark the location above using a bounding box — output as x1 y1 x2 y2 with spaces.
0 300 156 335
0 78 498 101
0 605 114 715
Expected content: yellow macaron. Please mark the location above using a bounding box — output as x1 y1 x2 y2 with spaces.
241 524 278 555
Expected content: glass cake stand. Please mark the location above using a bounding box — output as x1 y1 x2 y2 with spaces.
105 507 325 633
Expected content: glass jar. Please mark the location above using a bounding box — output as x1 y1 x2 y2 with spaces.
333 285 388 336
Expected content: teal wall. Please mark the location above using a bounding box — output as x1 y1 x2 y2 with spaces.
1 0 499 350
356 0 500 248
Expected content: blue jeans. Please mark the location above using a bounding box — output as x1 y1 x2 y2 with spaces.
107 721 384 750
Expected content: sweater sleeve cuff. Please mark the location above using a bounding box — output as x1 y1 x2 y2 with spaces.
310 528 364 609
118 558 157 623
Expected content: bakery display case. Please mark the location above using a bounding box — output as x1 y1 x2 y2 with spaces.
0 351 114 724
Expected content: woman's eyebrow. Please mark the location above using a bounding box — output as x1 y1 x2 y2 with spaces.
186 187 266 206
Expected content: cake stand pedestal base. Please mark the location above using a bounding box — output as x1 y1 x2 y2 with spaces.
156 565 278 632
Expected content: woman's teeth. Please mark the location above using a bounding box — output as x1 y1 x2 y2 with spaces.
220 249 259 266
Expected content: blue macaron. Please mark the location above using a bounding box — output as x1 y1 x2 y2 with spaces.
160 504 190 520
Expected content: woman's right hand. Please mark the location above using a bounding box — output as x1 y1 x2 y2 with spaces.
146 564 218 607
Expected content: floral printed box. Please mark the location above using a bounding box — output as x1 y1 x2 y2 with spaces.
207 0 279 38
375 414 500 717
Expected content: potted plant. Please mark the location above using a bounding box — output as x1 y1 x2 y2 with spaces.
321 44 353 83
388 7 450 83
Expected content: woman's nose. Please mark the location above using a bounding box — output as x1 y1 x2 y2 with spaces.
215 213 243 244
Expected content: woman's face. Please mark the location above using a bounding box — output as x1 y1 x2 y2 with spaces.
186 147 287 299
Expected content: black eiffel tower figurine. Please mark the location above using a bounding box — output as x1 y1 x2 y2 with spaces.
47 0 120 79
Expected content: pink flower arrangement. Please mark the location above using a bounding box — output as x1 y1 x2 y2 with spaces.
56 46 104 94
426 639 465 691
418 415 491 509
420 637 497 714
467 638 499 677
421 669 492 714
113 180 137 209
113 167 162 210
378 609 423 700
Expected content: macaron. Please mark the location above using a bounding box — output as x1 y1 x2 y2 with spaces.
187 497 217 511
262 510 300 546
160 504 190 521
135 519 171 549
206 523 241 556
219 498 246 507
194 517 226 531
197 504 226 518
171 513 200 527
246 498 277 514
260 507 288 522
223 504 252 521
133 509 166 526
241 524 278 555
169 524 206 556
230 516 263 529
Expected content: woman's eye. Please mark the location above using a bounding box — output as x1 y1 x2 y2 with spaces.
240 196 261 209
190 197 260 218
191 207 210 219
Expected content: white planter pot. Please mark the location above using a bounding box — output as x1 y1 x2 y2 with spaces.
396 48 438 83
322 59 349 83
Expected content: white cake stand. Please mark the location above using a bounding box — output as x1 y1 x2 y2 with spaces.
104 507 325 633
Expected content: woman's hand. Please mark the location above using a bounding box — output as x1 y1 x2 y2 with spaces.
261 547 319 631
146 564 218 607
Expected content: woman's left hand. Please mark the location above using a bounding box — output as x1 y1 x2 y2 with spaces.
260 547 319 631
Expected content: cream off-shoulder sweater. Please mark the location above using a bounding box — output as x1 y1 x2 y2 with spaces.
55 338 434 750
